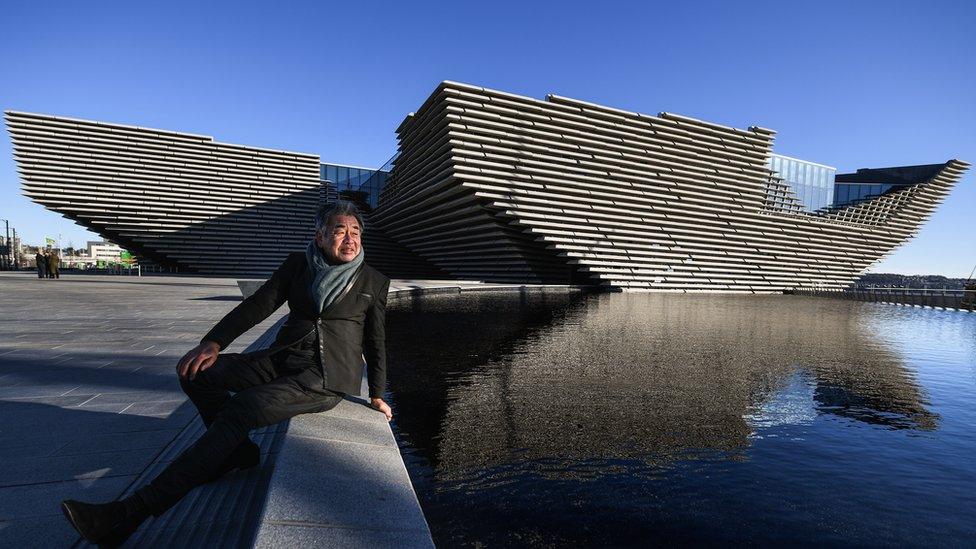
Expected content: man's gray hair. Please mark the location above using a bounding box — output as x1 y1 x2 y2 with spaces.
314 200 365 234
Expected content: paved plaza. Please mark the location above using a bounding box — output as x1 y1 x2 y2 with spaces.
0 272 286 546
0 271 476 547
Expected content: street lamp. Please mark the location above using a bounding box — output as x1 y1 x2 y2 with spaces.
0 217 12 270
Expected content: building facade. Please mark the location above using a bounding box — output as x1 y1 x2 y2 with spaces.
366 82 967 290
5 82 969 290
6 111 322 276
87 241 124 262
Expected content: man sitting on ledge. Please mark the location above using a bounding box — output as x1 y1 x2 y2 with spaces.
61 200 393 546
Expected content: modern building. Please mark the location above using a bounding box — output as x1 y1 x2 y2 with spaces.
5 81 969 290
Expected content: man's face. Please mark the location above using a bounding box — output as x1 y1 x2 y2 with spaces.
316 214 361 264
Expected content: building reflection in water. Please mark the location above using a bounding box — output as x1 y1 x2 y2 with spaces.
385 292 951 546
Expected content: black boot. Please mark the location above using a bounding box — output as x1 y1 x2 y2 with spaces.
60 499 148 546
207 438 260 482
97 507 149 548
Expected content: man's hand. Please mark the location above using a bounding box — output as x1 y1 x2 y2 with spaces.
370 397 393 422
177 341 221 381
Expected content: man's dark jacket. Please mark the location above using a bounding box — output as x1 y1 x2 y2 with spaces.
202 252 391 398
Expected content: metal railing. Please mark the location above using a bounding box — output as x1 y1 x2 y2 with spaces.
59 264 143 276
794 287 976 312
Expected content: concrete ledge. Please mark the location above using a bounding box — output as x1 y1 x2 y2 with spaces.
252 379 433 548
240 277 590 301
388 282 587 301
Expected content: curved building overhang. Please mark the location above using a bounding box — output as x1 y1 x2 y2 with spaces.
5 110 323 276
370 81 969 291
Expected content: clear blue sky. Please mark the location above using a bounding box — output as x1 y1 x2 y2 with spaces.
1 0 973 276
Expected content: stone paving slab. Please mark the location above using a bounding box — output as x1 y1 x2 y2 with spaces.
0 476 135 520
52 429 183 456
286 413 398 448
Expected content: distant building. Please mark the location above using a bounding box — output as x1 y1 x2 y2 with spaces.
0 235 20 269
87 241 123 263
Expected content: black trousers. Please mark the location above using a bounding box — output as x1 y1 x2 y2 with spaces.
134 351 343 515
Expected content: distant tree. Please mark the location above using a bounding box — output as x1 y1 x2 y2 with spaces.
857 273 966 290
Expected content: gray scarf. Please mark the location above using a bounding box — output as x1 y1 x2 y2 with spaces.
305 240 364 314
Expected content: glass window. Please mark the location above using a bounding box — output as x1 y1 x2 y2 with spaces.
767 155 838 210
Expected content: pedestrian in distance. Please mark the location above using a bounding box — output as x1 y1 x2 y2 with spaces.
35 250 47 279
60 201 393 546
47 250 60 279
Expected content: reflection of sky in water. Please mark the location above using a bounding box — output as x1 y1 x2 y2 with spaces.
386 293 976 547
744 370 817 432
